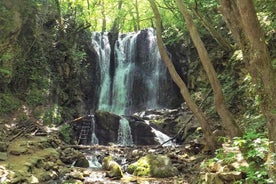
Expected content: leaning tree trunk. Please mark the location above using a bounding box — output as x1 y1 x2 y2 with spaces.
149 0 217 152
175 0 242 138
219 0 276 181
192 6 232 51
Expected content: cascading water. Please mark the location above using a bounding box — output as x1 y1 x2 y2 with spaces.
110 33 137 115
90 115 99 145
87 154 102 169
92 32 112 112
117 117 133 146
95 28 169 115
90 28 178 146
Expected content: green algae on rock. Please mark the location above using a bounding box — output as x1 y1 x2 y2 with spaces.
127 154 178 178
102 156 123 179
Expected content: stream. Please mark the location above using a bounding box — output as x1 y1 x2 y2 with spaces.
66 145 196 184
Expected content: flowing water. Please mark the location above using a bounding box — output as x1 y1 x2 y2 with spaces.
117 117 133 146
90 115 99 145
95 28 167 115
92 32 112 112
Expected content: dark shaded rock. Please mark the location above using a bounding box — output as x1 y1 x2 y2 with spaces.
59 147 83 164
9 148 27 156
0 142 8 152
129 29 182 113
75 156 89 168
78 31 101 113
94 110 121 145
128 119 158 145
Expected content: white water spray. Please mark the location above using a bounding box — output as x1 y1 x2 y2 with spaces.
90 115 99 145
117 117 133 146
92 32 112 112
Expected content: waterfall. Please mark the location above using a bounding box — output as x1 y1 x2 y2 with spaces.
145 29 167 109
92 32 112 112
90 29 179 146
90 115 99 145
151 127 175 147
87 155 102 169
94 28 169 115
110 33 137 115
117 117 133 146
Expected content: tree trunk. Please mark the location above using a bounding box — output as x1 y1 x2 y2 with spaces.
219 0 276 181
135 0 140 30
149 0 217 152
192 6 232 51
176 0 242 138
100 0 107 32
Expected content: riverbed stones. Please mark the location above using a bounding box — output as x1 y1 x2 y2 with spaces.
59 147 84 164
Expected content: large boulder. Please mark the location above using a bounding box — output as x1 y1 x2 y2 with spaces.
94 110 121 144
128 118 158 145
127 154 178 178
94 111 159 145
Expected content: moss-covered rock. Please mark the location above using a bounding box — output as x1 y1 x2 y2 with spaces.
127 156 150 176
102 156 123 179
59 147 83 164
74 156 89 168
127 154 178 178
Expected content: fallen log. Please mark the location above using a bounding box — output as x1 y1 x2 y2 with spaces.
64 115 92 124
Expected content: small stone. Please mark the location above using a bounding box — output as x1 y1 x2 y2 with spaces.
218 171 242 181
203 173 224 184
30 175 39 184
0 142 8 152
69 171 84 180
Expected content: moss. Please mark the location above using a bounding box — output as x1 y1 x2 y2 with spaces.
134 166 151 176
127 154 178 178
102 156 123 179
60 124 72 144
74 157 89 168
127 156 151 177
127 162 137 174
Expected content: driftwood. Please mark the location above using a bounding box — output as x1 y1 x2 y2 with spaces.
61 144 95 150
9 120 47 141
64 115 91 124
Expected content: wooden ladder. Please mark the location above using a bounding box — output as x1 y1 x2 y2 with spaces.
78 121 91 144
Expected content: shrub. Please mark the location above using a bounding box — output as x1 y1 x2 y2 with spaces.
0 93 20 114
60 124 72 144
